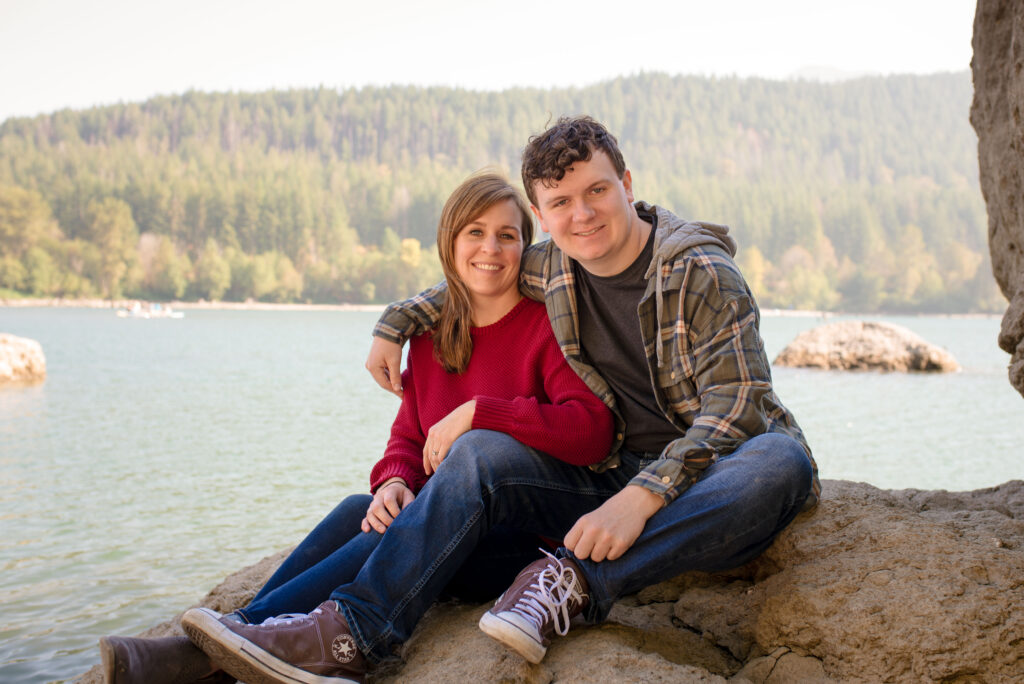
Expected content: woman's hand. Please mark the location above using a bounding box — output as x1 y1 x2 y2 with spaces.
422 399 476 475
361 479 415 533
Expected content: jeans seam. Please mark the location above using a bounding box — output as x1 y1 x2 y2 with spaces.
488 476 626 499
361 505 485 655
337 599 384 665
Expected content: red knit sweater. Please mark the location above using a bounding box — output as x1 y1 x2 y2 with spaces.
370 298 614 493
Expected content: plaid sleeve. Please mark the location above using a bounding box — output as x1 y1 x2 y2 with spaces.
372 281 449 343
517 240 550 302
373 241 553 343
629 254 775 503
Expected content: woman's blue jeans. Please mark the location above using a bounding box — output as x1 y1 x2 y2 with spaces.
243 429 812 663
237 496 544 624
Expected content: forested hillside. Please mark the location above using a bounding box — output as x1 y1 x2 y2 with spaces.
0 72 1003 311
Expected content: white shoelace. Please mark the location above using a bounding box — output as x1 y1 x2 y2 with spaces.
259 613 305 626
259 606 322 626
508 550 582 638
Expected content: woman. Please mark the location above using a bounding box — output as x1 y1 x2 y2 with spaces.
100 172 613 684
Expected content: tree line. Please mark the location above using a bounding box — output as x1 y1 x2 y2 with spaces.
0 72 1004 312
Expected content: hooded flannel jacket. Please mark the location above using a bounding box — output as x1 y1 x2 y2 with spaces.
374 202 820 508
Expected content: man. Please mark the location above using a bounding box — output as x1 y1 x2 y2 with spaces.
183 116 818 683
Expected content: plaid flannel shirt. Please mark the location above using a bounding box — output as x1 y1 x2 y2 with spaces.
374 202 819 508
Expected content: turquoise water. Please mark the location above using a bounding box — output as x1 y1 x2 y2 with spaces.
1 308 1021 682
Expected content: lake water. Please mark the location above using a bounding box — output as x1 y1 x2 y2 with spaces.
1 307 1021 682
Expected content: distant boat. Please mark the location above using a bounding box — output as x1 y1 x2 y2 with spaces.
116 302 184 319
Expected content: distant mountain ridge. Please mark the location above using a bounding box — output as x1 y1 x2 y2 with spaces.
787 65 877 81
0 72 1003 312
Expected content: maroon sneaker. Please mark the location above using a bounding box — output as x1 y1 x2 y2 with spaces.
98 635 234 684
181 601 366 684
478 550 589 663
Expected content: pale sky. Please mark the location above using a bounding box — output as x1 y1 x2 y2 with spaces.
0 0 976 124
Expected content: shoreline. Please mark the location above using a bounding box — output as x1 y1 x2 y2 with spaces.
0 297 386 312
0 297 1001 319
758 308 1002 320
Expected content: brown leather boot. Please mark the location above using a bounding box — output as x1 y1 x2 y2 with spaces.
98 635 234 684
478 550 589 664
181 601 366 684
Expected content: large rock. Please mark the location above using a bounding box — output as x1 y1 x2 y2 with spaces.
76 480 1024 683
971 0 1024 398
0 333 46 384
773 320 959 372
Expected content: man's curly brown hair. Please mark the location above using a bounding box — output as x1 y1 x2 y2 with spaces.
520 116 627 206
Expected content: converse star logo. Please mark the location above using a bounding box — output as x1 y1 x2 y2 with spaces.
331 634 357 663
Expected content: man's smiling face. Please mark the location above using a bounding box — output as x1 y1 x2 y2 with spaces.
530 149 642 277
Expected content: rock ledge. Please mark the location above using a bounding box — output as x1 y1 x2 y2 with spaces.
76 479 1024 683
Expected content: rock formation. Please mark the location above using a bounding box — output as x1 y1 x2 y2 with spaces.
0 333 46 384
972 0 1024 398
77 479 1024 683
772 321 959 372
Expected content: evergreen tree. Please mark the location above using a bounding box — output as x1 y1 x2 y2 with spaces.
84 197 138 298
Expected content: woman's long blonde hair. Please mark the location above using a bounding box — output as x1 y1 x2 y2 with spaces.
434 172 534 373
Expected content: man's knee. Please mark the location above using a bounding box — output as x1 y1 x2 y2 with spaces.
435 429 533 482
750 433 813 502
723 433 812 496
740 431 806 465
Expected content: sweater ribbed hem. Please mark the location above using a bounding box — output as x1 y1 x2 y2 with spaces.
370 461 423 493
471 395 517 434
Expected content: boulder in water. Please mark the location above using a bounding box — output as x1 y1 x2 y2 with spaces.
0 333 46 384
773 320 959 372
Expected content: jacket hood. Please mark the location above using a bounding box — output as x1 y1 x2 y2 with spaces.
640 201 736 281
636 201 738 368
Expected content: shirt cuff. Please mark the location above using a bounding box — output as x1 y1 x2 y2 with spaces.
628 457 700 504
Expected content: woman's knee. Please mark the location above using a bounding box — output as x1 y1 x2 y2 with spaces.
285 494 371 567
314 494 372 537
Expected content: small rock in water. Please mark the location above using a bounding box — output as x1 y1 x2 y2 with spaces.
0 333 47 384
773 320 959 372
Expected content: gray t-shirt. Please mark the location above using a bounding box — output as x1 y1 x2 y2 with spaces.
574 214 680 454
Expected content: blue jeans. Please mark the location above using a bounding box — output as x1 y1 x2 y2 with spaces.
329 429 812 662
238 494 545 623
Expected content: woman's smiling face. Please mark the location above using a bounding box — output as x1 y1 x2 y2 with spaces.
452 198 524 308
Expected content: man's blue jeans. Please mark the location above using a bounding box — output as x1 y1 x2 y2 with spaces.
300 429 812 663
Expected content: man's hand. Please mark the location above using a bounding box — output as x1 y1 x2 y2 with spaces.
564 485 665 562
366 336 404 398
423 400 476 475
361 479 415 533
